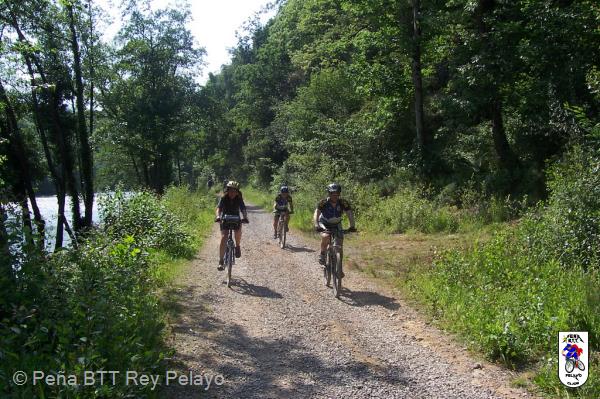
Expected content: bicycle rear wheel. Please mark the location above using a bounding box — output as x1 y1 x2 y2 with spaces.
332 250 342 298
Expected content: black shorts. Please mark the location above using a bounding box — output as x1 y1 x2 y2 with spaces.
220 222 241 231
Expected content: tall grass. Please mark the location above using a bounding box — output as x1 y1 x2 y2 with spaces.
409 147 600 397
243 183 518 235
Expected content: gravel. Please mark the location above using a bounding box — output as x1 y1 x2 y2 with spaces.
163 204 536 399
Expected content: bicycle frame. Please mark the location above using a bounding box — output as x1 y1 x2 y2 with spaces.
220 214 240 287
322 225 345 298
279 209 289 241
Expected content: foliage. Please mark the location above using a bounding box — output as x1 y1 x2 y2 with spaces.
98 189 191 257
0 186 215 398
410 146 600 396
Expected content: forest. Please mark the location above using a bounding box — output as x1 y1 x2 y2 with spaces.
0 0 598 397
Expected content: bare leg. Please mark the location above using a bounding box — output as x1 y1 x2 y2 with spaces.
320 233 329 253
219 231 227 260
234 227 242 247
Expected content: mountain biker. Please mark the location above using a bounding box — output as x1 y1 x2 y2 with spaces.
562 343 583 361
272 185 294 239
313 183 356 274
215 181 249 270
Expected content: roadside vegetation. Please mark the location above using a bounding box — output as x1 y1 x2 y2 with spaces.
1 0 598 398
0 187 214 398
245 143 599 397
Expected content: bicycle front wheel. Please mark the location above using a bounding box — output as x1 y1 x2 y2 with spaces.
324 250 332 287
565 359 575 373
226 248 233 287
577 360 585 371
280 223 287 249
332 250 342 298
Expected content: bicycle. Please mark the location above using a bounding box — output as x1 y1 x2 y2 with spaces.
565 357 585 373
274 205 292 249
319 223 356 298
219 214 242 287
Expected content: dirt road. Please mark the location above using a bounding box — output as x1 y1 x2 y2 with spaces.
164 204 534 398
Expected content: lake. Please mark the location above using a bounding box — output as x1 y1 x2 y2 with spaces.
28 196 101 249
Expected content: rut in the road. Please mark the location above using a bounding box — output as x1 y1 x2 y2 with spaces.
164 204 535 399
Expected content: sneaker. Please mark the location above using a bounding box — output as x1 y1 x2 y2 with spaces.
235 246 241 258
318 252 326 265
273 232 278 239
217 259 224 271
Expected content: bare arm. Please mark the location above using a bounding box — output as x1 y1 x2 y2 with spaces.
313 208 321 227
346 210 355 228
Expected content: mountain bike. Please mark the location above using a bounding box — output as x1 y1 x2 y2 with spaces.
565 357 585 373
319 224 355 298
220 214 241 288
274 206 292 249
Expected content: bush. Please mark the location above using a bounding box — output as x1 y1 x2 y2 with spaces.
0 235 167 398
98 190 191 257
1 186 216 398
411 145 600 397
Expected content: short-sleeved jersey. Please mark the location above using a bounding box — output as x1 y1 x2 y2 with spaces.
316 197 352 221
274 194 293 208
217 194 246 216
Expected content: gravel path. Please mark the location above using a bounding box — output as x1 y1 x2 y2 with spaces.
163 204 535 398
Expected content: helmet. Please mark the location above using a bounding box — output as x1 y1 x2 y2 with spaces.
326 183 341 193
280 186 289 193
225 180 240 191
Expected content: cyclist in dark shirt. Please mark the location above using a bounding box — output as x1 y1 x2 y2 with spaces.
313 183 356 267
272 185 294 239
215 181 249 270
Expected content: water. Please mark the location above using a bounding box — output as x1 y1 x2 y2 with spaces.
34 196 101 248
6 196 102 250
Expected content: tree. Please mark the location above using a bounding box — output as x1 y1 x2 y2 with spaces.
100 4 204 193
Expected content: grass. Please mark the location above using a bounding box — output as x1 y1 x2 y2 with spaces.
154 187 216 284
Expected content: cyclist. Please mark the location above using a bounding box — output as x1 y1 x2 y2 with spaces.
562 343 583 361
313 183 356 274
215 181 249 270
272 185 294 239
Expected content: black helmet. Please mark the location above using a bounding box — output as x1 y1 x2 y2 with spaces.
326 183 341 193
280 186 289 193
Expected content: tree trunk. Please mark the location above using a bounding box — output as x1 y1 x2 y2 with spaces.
410 0 430 167
67 2 94 229
491 99 519 170
55 189 66 251
20 196 34 248
176 153 182 186
475 0 520 172
8 8 83 236
129 151 142 186
0 204 11 270
0 79 45 248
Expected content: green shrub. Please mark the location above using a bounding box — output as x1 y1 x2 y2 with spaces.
0 235 167 398
410 146 600 396
98 190 191 257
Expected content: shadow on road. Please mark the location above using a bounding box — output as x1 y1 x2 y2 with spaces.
338 289 400 310
285 244 315 253
164 304 408 399
227 278 284 298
